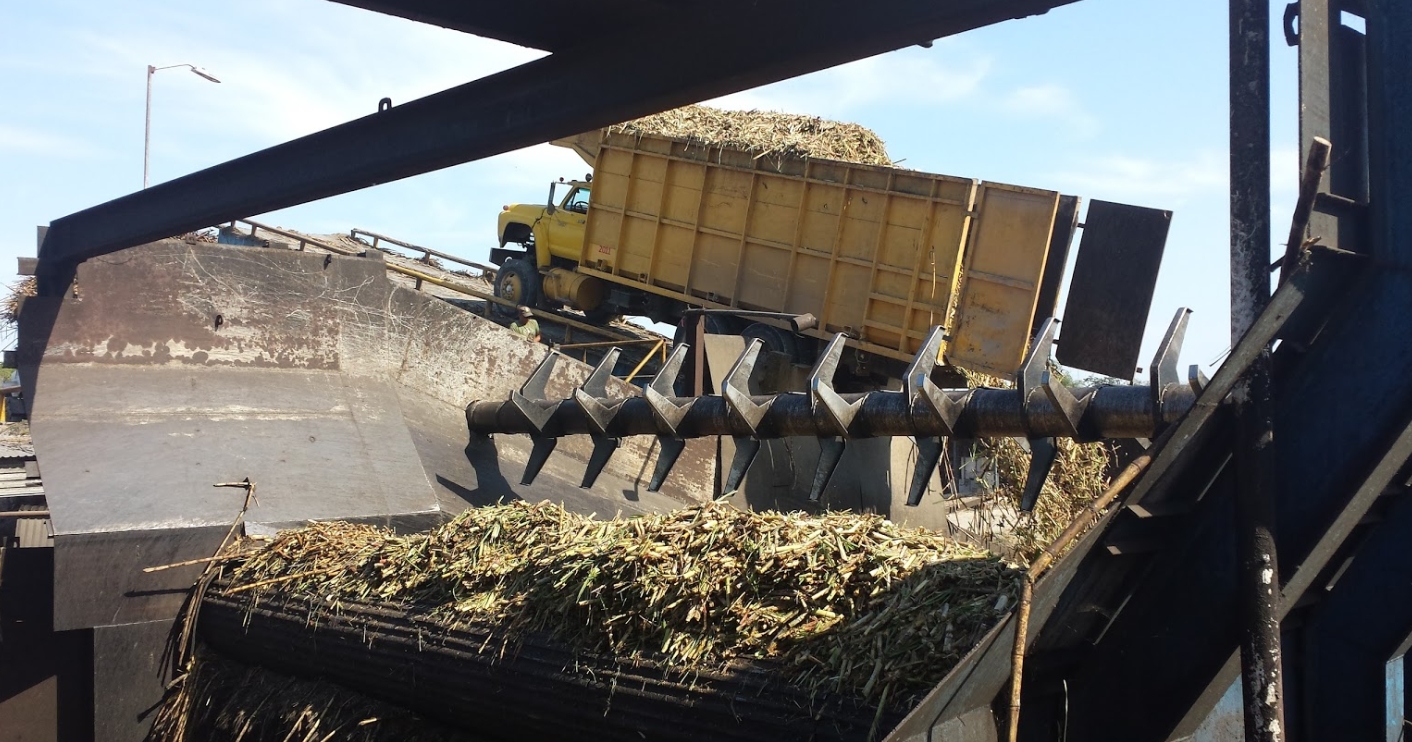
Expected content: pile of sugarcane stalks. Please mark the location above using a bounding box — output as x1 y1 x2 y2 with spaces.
147 501 1022 741
612 105 893 166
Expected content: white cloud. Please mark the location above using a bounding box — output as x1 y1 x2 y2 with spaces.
0 124 103 158
710 45 992 116
1047 150 1227 205
1000 84 1099 136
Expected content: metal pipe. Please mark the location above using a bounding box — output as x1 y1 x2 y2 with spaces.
558 338 663 350
1230 0 1285 737
466 383 1196 441
0 510 49 519
623 340 665 384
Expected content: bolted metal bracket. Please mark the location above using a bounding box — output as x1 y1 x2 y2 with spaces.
1042 370 1092 440
806 334 868 502
719 340 774 494
644 344 695 492
722 339 774 434
581 436 620 489
810 334 867 435
1018 320 1074 510
574 348 628 435
1022 318 1090 440
512 352 565 486
906 326 962 434
511 352 563 433
904 326 964 507
572 348 631 490
1151 308 1191 415
645 344 697 435
1020 318 1059 412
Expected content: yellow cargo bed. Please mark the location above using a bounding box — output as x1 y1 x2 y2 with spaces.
577 130 1059 377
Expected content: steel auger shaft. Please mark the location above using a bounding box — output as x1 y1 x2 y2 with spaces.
466 310 1202 507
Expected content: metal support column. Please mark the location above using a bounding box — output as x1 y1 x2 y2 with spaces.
1231 0 1285 739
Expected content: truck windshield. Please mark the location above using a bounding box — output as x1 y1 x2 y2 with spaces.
564 187 591 214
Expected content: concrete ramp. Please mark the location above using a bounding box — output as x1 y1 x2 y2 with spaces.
16 239 711 738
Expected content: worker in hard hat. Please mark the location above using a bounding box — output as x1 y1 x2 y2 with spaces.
509 305 541 343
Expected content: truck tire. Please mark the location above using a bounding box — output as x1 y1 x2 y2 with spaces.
741 322 800 363
494 258 540 318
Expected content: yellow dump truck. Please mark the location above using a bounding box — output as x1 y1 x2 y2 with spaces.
492 128 1064 378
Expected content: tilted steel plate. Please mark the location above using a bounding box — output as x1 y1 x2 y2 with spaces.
1055 200 1172 379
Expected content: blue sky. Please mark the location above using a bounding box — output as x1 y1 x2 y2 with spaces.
2 0 1313 377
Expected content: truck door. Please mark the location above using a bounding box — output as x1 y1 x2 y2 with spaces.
549 186 590 262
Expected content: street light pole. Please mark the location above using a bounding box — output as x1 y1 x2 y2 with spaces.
143 63 221 189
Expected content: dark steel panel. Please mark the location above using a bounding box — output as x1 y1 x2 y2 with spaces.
36 0 1076 278
92 620 175 742
1054 200 1171 379
0 548 94 742
1302 489 1412 738
51 527 226 631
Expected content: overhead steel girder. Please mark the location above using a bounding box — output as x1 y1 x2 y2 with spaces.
37 0 1075 282
329 0 675 53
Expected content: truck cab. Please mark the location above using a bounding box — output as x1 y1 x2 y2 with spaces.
492 178 606 316
494 179 591 270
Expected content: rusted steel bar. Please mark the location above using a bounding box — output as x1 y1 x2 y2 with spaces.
1230 0 1285 737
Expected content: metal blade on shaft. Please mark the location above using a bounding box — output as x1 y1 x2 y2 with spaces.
521 437 558 486
908 436 945 506
580 436 620 489
1020 436 1058 512
724 436 761 495
648 436 687 492
810 436 848 502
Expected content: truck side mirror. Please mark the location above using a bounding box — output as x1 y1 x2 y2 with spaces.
546 183 558 215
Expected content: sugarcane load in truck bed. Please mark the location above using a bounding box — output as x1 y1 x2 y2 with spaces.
490 105 1174 381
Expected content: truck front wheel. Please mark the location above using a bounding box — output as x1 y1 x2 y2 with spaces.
494 258 541 317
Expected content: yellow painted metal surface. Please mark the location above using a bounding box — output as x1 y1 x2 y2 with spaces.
542 267 605 310
947 183 1062 376
576 131 1059 374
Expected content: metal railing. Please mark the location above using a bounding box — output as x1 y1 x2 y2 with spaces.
350 228 498 280
218 219 657 367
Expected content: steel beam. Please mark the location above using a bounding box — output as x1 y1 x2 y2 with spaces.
37 0 1074 286
1017 3 1412 737
1296 2 1412 737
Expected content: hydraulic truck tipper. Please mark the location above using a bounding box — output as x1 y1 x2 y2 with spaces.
492 122 1069 379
